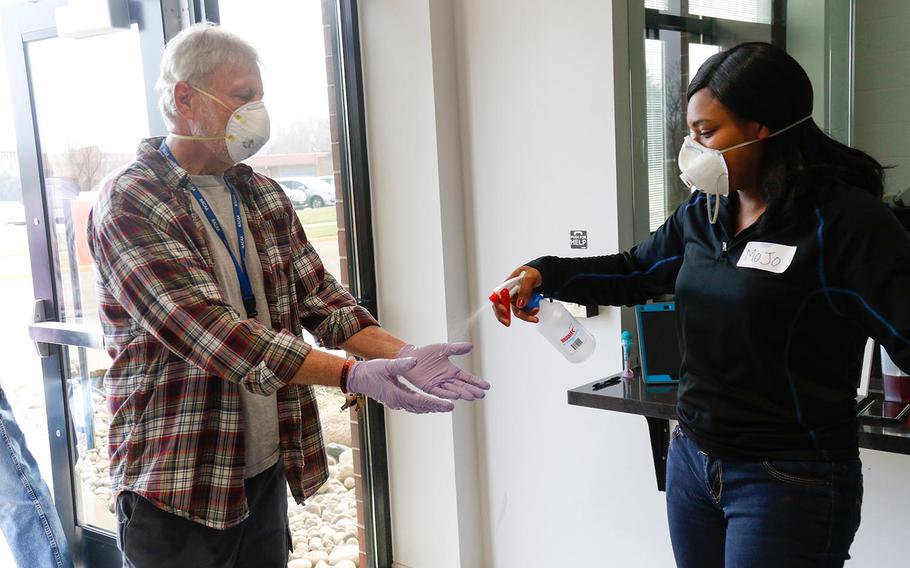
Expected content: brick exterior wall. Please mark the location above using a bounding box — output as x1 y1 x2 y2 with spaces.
321 2 367 565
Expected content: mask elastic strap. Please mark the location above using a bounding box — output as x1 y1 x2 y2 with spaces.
769 114 814 138
192 86 252 125
191 85 234 112
167 86 239 142
169 133 235 142
720 114 814 154
705 193 720 224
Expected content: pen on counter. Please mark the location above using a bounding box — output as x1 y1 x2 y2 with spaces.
592 377 622 391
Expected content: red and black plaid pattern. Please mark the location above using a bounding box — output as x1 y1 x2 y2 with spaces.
87 137 378 529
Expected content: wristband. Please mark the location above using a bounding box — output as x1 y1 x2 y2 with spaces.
340 357 356 394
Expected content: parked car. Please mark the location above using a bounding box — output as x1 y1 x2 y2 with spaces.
276 176 337 208
276 182 309 208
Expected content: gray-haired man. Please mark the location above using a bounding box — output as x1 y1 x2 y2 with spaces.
88 23 488 567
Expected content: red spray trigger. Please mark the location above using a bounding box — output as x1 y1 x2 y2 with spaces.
489 271 526 326
499 288 512 325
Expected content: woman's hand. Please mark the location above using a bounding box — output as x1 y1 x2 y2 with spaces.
492 266 542 327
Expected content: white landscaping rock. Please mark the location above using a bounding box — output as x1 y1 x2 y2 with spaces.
336 464 354 482
287 560 313 568
328 544 359 565
334 561 357 568
304 550 329 564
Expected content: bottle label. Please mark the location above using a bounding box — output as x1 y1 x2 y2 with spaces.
560 326 577 344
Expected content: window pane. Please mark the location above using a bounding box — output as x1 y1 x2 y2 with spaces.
645 39 666 232
689 0 773 24
217 2 362 566
0 23 49 567
640 0 779 231
644 35 714 232
218 0 342 283
688 43 720 81
24 26 151 536
645 0 668 10
67 347 116 533
28 28 150 325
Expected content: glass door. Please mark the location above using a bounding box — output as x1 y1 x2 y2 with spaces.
208 2 392 565
211 2 364 565
3 1 388 566
2 1 167 565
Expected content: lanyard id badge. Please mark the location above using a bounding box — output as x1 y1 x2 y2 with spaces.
160 142 258 317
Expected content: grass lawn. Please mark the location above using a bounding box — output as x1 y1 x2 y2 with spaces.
296 206 338 241
297 206 336 224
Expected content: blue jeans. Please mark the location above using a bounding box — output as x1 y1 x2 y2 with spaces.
0 386 73 568
666 425 862 568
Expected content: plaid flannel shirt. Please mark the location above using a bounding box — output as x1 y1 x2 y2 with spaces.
87 137 378 529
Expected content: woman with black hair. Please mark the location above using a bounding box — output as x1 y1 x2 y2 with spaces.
494 42 910 567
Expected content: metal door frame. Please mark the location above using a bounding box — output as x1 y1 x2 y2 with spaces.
2 1 168 565
3 1 392 566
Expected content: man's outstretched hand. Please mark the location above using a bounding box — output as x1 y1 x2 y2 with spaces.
346 357 456 413
397 343 490 401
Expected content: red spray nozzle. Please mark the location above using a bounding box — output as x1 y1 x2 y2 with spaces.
488 287 513 325
489 271 526 326
499 288 511 325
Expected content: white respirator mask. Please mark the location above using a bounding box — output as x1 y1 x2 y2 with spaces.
678 114 813 224
170 85 271 164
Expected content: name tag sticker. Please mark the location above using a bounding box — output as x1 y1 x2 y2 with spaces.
736 241 797 274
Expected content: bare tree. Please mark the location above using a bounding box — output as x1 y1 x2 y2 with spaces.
663 59 691 213
63 145 106 192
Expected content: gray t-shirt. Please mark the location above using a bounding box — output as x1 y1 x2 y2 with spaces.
189 175 280 479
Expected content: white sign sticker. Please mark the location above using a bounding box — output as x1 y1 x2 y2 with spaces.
736 241 797 274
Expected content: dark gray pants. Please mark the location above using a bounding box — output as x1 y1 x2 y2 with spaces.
115 459 291 568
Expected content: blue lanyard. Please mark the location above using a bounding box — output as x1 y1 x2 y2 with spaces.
160 143 257 317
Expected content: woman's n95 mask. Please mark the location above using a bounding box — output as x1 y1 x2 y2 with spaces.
677 114 813 224
170 86 271 164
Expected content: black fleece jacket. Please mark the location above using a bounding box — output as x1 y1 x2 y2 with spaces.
527 188 910 460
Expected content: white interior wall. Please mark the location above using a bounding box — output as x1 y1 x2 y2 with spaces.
358 2 464 567
360 1 910 566
457 1 672 566
362 1 673 566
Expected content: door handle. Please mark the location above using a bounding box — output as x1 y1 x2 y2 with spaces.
29 300 104 357
32 299 50 357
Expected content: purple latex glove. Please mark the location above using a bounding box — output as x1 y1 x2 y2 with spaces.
397 343 491 401
346 357 455 413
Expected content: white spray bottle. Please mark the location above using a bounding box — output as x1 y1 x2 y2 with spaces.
490 272 596 363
